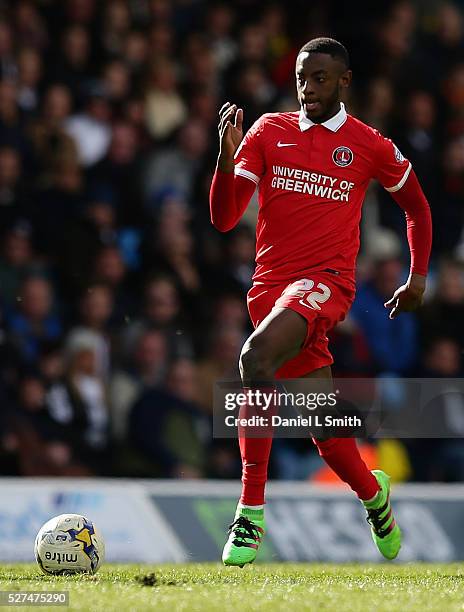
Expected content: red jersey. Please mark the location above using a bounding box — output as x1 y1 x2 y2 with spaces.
234 103 412 286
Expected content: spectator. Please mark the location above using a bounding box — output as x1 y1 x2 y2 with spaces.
360 77 395 133
67 284 115 378
49 25 92 99
424 2 464 83
0 80 25 153
37 340 65 388
419 259 464 349
102 60 131 105
350 235 417 375
45 330 111 474
120 274 193 361
101 0 132 57
0 21 17 80
212 292 249 332
329 317 373 377
9 372 90 476
395 91 438 188
15 47 43 114
151 221 201 294
13 1 48 50
123 30 149 76
93 244 125 285
441 137 464 255
6 275 61 363
64 0 96 26
195 325 243 413
143 119 210 204
61 197 119 296
165 357 199 403
64 82 112 167
223 224 256 293
144 58 187 141
110 328 168 441
0 377 18 475
406 337 464 482
91 245 136 325
33 156 84 258
128 359 208 477
230 62 278 128
205 3 237 71
29 84 75 184
89 120 143 225
182 34 219 92
0 220 45 308
147 22 175 59
0 146 29 227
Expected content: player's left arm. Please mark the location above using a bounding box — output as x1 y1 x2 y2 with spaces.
373 135 432 319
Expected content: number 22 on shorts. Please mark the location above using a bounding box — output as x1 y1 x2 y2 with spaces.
284 278 332 310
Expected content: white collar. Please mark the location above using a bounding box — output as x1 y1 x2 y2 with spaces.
298 102 347 132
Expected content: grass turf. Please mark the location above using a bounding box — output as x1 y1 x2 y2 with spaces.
1 564 464 611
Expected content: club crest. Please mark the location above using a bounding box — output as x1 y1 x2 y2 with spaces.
332 146 353 167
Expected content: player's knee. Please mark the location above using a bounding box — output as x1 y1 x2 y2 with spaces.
239 337 275 381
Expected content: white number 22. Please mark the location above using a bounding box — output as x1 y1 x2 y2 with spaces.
284 278 332 311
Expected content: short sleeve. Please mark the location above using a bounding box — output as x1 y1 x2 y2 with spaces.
234 115 267 186
373 131 412 192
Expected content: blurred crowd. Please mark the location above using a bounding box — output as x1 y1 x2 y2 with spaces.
0 0 464 483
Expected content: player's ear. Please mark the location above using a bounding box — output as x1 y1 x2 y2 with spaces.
339 69 352 89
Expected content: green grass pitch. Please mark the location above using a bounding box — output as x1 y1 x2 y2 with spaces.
1 563 464 611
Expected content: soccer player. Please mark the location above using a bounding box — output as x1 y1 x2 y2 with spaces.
209 38 432 566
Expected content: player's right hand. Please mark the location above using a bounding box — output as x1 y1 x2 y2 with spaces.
218 102 243 171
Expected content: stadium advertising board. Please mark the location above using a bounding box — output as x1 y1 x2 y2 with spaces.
0 479 462 562
148 481 460 562
0 480 186 562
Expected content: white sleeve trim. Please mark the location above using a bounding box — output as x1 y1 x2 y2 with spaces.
234 167 260 185
384 162 412 192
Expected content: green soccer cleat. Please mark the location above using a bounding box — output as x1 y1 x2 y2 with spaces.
363 469 402 560
222 505 265 567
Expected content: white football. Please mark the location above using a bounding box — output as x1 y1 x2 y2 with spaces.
34 513 105 575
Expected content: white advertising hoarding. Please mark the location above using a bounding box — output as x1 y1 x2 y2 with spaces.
0 479 186 562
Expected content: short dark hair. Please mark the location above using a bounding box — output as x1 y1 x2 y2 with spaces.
298 37 349 69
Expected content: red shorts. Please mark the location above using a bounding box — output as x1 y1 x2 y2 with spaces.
247 271 355 378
